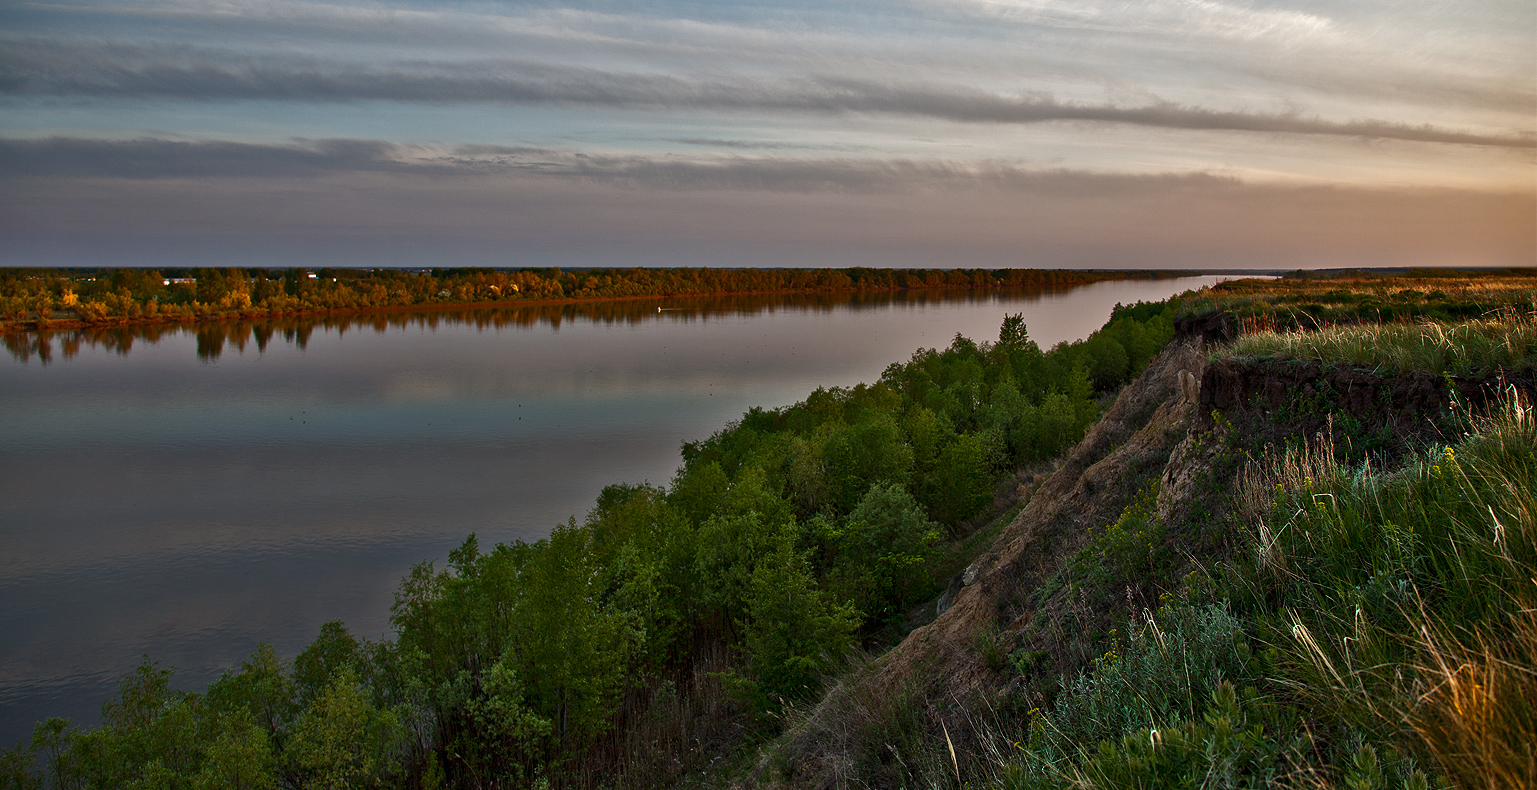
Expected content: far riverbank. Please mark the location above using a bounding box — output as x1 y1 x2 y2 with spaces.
0 267 1228 334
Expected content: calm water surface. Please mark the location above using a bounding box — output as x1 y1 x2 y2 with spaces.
0 276 1234 744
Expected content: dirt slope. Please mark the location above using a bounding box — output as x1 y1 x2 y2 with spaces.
773 338 1207 788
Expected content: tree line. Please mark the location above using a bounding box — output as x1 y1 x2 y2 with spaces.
0 267 1176 331
0 302 1178 789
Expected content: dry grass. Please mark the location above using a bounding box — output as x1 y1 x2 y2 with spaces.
1408 394 1537 790
1406 606 1537 790
1233 428 1345 577
767 654 1027 790
1202 273 1537 306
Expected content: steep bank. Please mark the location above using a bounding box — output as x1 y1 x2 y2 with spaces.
764 320 1535 789
774 337 1206 786
1198 356 1535 459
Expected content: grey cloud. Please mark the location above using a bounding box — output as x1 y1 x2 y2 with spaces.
0 137 433 179
464 150 1244 195
3 39 1530 148
662 138 841 151
2 135 1250 195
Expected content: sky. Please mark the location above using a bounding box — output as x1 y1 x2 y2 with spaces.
1 0 1533 269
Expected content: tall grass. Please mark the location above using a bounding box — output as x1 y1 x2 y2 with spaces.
1223 312 1537 375
977 393 1535 789
1261 392 1536 788
1406 606 1537 790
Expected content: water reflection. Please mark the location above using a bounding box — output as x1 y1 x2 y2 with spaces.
2 286 1103 364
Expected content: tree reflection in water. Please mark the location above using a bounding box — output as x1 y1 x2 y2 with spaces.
2 286 1082 365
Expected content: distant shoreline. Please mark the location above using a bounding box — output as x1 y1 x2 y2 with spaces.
1 267 1235 335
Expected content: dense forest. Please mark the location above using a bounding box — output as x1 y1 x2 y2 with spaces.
0 267 1174 332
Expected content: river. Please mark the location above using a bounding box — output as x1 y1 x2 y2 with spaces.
0 275 1238 744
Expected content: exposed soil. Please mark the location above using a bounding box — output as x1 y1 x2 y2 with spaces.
772 339 1207 788
1200 356 1537 461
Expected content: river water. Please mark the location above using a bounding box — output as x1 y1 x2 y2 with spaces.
0 275 1235 744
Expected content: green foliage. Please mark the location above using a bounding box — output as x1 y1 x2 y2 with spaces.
205 644 298 748
195 714 276 790
996 347 1534 789
514 522 631 743
1043 604 1254 755
808 482 941 630
292 622 365 709
453 660 551 783
821 414 914 512
1068 482 1169 599
289 667 401 790
696 510 789 629
735 532 861 708
676 304 1175 538
1057 682 1288 790
920 430 1005 524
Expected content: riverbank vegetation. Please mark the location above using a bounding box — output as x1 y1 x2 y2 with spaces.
2 270 1533 790
0 266 1174 333
1182 268 1536 336
755 277 1535 789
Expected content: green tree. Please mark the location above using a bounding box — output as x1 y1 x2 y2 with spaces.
204 644 297 771
448 659 551 783
193 714 276 790
695 510 781 633
667 462 729 526
739 533 860 707
511 522 629 750
292 622 365 710
1080 333 1129 391
843 482 940 624
287 666 401 790
921 431 1004 524
69 659 211 789
821 414 914 513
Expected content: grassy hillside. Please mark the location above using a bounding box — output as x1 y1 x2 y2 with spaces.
760 275 1535 790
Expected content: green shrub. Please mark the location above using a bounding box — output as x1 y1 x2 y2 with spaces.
1040 603 1253 757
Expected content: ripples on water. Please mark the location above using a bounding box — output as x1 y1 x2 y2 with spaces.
0 277 1235 745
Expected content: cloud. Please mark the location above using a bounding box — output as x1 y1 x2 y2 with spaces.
933 0 1340 44
0 135 1261 196
3 40 1530 148
449 146 1253 195
661 138 848 151
0 137 432 179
